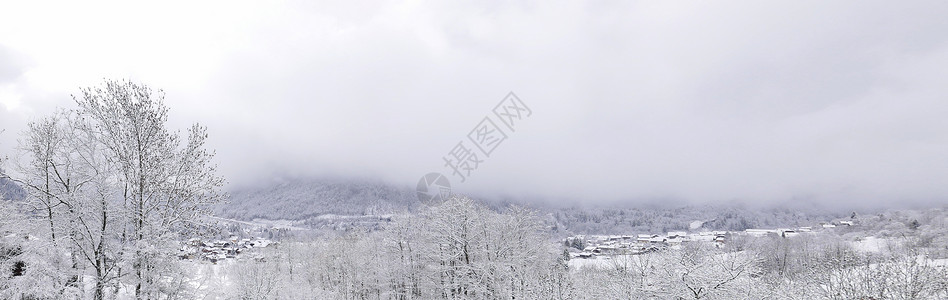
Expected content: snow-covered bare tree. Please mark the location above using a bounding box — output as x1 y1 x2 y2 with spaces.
5 79 225 300
0 175 82 299
411 196 566 299
6 111 99 298
227 195 569 300
70 79 226 299
653 242 759 299
382 214 425 299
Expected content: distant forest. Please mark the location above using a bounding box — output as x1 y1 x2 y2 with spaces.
218 178 847 235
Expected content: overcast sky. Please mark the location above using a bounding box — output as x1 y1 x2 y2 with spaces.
2 1 948 208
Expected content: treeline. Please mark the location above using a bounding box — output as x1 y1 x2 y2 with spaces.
226 196 570 299
221 199 948 299
574 233 948 299
548 205 844 235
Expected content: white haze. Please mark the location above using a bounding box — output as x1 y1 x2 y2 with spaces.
1 1 948 207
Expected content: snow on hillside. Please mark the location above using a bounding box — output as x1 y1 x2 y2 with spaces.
218 178 419 221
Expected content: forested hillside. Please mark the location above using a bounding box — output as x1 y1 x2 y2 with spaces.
217 178 847 235
0 174 25 201
218 178 420 220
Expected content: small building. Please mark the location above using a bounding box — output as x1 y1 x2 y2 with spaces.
745 229 777 237
778 229 799 238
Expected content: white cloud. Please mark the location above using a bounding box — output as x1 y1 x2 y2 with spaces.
1 0 948 208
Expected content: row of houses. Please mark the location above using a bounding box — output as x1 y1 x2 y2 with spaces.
568 231 729 259
743 228 809 238
178 236 276 263
567 218 860 259
744 220 859 237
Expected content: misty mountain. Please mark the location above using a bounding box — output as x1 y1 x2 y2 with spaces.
0 174 25 202
217 177 420 221
217 177 849 235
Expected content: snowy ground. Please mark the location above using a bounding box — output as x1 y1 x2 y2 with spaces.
568 254 653 270
850 236 890 253
185 260 235 300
